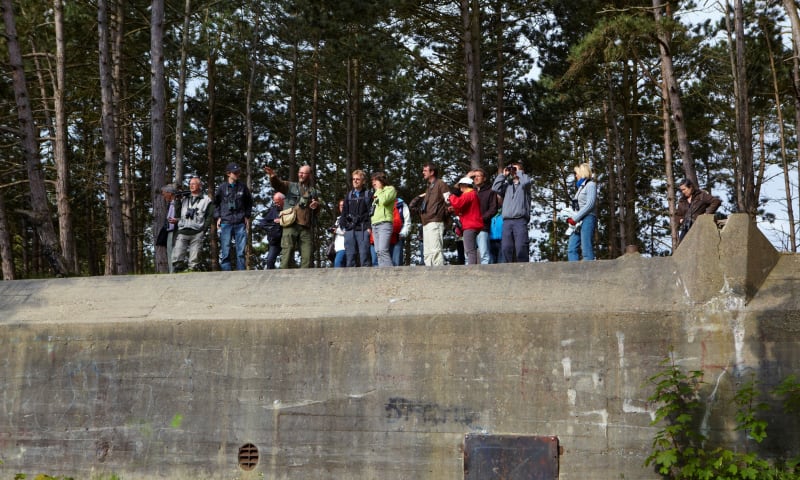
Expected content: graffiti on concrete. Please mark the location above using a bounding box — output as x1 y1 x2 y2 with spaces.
384 397 479 426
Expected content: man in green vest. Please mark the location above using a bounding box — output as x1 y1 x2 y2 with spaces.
263 165 321 268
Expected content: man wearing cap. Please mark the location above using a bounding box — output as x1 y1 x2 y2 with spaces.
263 164 321 268
214 163 253 271
160 184 179 273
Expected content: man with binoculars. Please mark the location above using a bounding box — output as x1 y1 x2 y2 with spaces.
172 176 215 272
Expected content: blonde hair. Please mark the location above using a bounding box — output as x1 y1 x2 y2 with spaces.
574 163 593 179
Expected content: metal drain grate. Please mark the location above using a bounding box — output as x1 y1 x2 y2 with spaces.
238 443 259 471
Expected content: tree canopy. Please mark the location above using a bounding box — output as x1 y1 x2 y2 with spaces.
0 0 797 278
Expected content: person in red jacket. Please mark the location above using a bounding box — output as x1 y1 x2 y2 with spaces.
446 177 484 265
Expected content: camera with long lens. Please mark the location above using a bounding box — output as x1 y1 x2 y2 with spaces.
175 190 191 198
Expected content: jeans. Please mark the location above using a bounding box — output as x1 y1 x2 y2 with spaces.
219 222 247 271
334 249 346 268
391 236 405 266
567 214 596 261
422 222 444 266
372 222 393 267
476 230 490 264
345 229 372 267
501 217 529 263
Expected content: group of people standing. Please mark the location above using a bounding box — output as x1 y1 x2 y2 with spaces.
334 161 596 267
157 158 720 272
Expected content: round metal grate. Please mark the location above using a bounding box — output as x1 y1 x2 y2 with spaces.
238 443 259 471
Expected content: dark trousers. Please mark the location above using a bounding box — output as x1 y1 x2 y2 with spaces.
501 217 529 263
266 241 281 269
345 229 372 267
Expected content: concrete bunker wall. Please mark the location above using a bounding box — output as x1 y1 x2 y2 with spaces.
0 214 798 479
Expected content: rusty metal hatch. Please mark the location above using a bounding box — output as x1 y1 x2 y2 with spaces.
464 434 559 480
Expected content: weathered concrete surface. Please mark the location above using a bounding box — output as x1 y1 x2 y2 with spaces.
0 214 798 479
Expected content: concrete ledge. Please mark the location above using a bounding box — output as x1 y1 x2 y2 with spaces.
0 214 797 479
673 214 779 303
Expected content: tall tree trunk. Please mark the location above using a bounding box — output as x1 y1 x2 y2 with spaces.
2 0 69 277
98 0 129 274
784 0 800 251
113 0 135 271
288 42 299 179
310 44 320 174
151 0 168 273
764 27 796 251
619 61 639 251
733 0 756 215
174 0 192 185
207 47 219 271
652 0 696 188
661 91 678 250
783 0 800 59
494 0 505 170
243 13 260 270
462 0 483 169
606 72 626 256
53 0 77 273
0 192 15 280
603 100 619 258
345 56 359 177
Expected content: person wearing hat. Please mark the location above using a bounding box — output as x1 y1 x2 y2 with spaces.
160 184 179 273
213 162 253 271
445 176 484 265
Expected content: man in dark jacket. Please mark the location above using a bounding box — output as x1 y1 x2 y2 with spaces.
677 179 721 241
257 192 284 269
341 169 373 267
214 163 253 271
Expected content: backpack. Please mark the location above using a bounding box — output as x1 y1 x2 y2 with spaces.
490 211 503 241
390 201 404 245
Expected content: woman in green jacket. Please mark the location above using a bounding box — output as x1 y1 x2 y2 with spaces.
370 172 397 267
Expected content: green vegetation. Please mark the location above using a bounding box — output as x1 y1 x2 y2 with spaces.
646 356 800 479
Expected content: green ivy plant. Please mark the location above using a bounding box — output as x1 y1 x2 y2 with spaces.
645 355 800 479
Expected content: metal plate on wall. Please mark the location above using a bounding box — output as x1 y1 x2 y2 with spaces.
464 434 559 480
